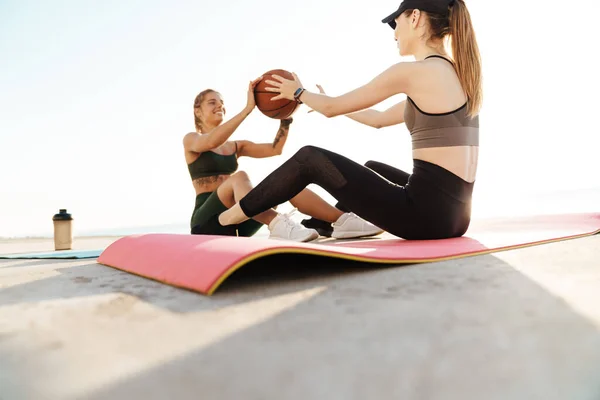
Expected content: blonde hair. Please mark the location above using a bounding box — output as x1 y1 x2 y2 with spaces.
405 0 482 117
193 89 218 132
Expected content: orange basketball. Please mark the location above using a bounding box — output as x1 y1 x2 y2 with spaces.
254 69 299 119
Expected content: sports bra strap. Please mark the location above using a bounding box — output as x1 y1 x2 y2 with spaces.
424 54 454 65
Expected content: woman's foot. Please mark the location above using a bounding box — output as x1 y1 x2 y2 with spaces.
268 210 319 242
303 213 384 239
331 213 384 239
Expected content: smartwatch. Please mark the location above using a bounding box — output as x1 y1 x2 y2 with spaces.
293 87 306 104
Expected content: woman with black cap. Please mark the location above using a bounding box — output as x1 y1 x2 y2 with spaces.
218 0 482 240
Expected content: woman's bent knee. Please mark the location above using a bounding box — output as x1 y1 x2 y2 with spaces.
232 170 250 181
294 145 322 160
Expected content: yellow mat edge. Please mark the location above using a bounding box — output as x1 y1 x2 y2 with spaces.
206 229 600 295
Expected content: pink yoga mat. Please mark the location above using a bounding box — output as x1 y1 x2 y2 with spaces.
97 212 600 295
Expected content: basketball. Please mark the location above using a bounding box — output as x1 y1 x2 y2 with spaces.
254 69 299 119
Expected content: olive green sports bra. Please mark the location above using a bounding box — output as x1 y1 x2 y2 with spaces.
187 142 239 180
403 55 479 150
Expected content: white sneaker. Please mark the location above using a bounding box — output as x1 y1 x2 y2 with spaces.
268 210 319 242
331 212 384 239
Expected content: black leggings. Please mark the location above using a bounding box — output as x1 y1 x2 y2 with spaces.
329 160 410 213
238 146 474 240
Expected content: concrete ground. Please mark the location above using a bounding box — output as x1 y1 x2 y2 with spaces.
0 234 599 400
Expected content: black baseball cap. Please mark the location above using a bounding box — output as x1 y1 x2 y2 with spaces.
381 0 454 29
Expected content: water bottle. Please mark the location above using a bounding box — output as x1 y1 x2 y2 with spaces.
52 209 73 250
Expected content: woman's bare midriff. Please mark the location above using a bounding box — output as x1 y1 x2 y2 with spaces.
192 174 230 196
413 146 479 183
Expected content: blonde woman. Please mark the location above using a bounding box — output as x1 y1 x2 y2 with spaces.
184 84 383 242
219 0 482 240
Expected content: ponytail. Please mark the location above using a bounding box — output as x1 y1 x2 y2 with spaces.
449 0 482 118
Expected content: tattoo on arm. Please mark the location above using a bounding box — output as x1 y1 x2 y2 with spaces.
272 126 288 148
272 118 292 148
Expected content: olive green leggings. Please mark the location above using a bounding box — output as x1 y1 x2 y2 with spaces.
190 191 264 237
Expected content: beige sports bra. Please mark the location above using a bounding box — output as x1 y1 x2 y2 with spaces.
403 55 479 150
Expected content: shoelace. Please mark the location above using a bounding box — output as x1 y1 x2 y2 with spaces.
280 208 301 232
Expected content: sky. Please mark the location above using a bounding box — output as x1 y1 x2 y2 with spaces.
1 0 599 237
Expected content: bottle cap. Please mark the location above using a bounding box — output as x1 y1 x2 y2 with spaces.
52 209 73 221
